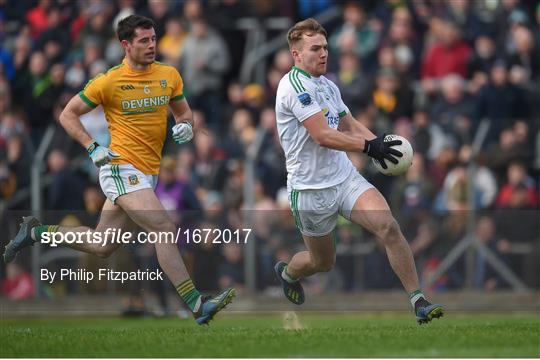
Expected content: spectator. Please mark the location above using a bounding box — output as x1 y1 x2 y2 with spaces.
379 7 421 75
242 83 266 120
475 60 529 143
76 5 113 49
329 52 371 113
192 128 227 192
157 17 187 65
11 32 33 75
26 0 51 39
12 51 54 145
180 16 230 129
224 108 255 159
46 149 86 210
391 153 436 227
496 161 538 209
457 145 498 209
0 109 32 199
256 107 287 198
218 244 245 292
487 127 531 181
444 0 487 43
155 156 202 226
329 2 380 64
1 263 34 300
467 35 497 94
34 5 70 63
507 25 540 83
371 67 413 127
411 110 447 160
429 74 475 146
421 18 471 92
222 81 245 128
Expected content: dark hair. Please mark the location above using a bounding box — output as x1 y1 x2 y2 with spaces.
116 15 155 42
287 18 327 49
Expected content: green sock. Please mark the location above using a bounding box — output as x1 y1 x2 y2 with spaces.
176 279 202 313
32 225 60 242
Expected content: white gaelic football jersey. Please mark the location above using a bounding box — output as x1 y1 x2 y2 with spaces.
275 66 356 189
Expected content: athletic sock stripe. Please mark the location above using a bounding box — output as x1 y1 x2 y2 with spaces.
288 71 301 93
176 279 191 289
177 282 195 294
178 283 195 295
176 279 194 293
409 289 423 299
48 225 59 232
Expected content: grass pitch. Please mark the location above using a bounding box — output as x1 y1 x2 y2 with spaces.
1 313 539 357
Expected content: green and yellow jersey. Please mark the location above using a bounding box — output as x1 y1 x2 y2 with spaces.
79 58 184 174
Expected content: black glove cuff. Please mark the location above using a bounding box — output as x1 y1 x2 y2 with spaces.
86 141 99 155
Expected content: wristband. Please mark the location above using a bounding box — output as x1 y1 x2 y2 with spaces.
86 141 99 155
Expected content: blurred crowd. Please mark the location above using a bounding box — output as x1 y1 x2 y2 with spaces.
1 0 540 304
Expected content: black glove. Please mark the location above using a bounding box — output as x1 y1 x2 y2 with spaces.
363 134 403 169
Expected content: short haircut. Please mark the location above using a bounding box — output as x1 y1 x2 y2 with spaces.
287 18 327 49
117 15 155 42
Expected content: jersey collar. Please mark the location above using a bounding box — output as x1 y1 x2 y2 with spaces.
292 66 312 78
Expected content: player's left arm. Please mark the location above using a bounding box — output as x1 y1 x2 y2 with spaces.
169 98 193 126
169 98 194 144
338 112 375 141
330 81 376 140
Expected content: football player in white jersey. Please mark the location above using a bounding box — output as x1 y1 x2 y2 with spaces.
274 18 443 324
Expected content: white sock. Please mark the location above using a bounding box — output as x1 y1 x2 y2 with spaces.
192 296 202 313
281 267 297 283
409 290 425 309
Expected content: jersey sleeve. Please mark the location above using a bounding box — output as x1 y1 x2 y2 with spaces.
284 82 321 123
169 68 185 102
331 82 349 117
79 73 107 109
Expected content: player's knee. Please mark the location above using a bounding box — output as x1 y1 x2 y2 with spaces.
376 218 402 245
145 218 175 234
95 246 115 259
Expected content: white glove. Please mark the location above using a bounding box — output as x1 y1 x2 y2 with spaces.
172 122 193 144
86 141 120 167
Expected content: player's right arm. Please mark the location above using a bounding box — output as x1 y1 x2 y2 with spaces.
58 94 95 148
59 95 119 167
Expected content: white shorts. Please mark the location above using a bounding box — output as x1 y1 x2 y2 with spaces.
288 170 374 237
99 164 158 204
